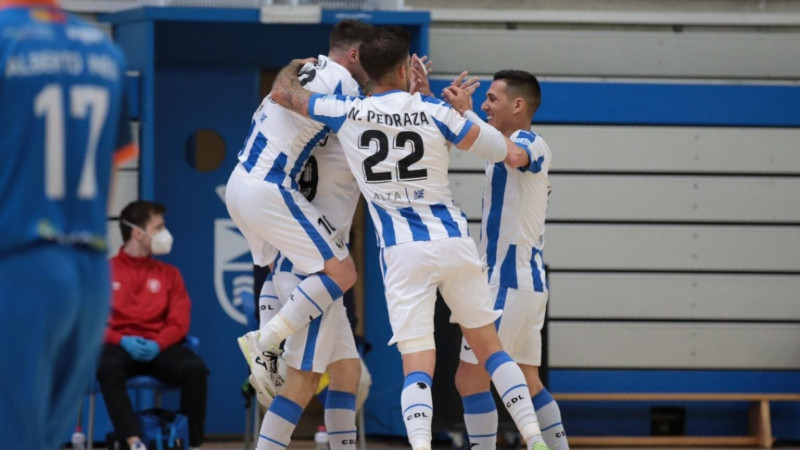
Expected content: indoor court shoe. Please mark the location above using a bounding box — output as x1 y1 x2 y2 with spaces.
249 374 274 408
530 442 550 450
237 331 284 399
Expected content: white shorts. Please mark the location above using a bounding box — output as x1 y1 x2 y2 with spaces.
225 165 349 273
460 285 548 366
380 237 501 346
272 272 359 373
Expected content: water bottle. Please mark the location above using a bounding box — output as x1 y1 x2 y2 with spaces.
314 425 329 450
71 427 86 450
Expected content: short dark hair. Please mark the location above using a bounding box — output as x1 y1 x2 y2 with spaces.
359 26 411 82
329 19 374 52
119 200 166 242
493 70 541 117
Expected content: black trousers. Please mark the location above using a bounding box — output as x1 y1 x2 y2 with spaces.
96 343 209 447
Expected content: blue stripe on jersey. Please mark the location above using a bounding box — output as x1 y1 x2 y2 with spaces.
269 396 303 424
461 211 470 237
493 286 508 330
499 244 518 288
301 316 322 371
289 126 329 182
485 163 508 281
279 255 293 272
326 390 357 411
527 154 545 174
278 189 334 260
371 202 396 246
429 203 460 238
308 93 347 133
530 247 545 292
334 80 343 95
420 94 446 106
398 207 431 241
238 120 256 158
379 248 388 278
265 152 289 185
431 116 473 145
243 132 268 172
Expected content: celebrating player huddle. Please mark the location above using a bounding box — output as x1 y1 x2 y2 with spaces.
228 20 569 450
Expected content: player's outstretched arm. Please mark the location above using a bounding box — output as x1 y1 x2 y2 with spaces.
443 85 530 169
270 57 317 118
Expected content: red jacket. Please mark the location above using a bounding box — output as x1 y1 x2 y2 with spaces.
105 248 191 350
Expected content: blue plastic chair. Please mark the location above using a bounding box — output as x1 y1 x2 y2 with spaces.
85 336 200 450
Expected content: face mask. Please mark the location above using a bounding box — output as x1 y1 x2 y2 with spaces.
122 219 174 255
149 228 173 255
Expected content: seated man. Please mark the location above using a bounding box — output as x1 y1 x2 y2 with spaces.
97 201 208 450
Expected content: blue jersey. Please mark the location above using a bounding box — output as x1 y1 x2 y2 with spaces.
0 3 133 255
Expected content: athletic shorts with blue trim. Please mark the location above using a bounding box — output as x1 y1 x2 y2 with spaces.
380 237 501 346
225 164 350 273
272 272 359 373
0 244 110 449
460 284 548 366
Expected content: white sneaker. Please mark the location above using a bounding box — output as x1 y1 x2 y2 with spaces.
237 331 284 402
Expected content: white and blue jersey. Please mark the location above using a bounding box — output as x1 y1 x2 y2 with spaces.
236 55 360 189
479 130 552 292
307 90 473 248
0 4 133 255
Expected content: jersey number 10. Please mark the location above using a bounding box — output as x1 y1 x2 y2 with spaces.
35 83 110 201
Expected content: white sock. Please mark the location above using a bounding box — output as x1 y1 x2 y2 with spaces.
261 274 341 348
259 276 282 327
401 371 433 450
461 391 497 449
534 389 569 449
325 390 357 450
256 395 303 450
484 351 544 446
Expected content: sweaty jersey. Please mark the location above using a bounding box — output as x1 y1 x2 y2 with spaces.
308 90 473 248
480 130 552 292
236 55 360 189
0 2 134 255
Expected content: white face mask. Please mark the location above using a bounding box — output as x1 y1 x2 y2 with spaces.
149 228 174 255
122 220 174 255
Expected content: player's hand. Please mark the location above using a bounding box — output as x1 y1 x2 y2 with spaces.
291 57 318 72
448 71 480 108
441 85 473 115
410 53 433 96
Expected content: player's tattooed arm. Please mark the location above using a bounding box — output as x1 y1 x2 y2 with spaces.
271 57 316 118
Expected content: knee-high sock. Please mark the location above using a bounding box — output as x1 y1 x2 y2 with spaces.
485 351 545 447
534 389 569 449
325 390 357 450
258 276 281 327
401 371 433 450
256 395 303 450
461 391 498 449
260 273 342 348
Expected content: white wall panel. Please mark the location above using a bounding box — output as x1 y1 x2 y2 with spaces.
546 224 800 271
449 126 800 174
450 173 800 222
108 170 138 217
548 273 800 320
107 219 122 258
431 28 800 79
549 322 800 369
